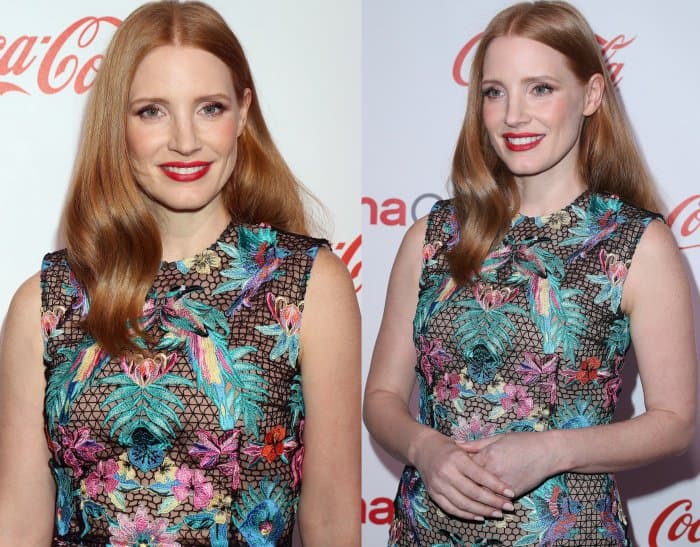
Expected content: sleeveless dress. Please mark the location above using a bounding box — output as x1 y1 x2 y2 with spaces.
388 191 661 546
41 221 327 546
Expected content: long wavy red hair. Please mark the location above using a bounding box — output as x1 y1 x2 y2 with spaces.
64 1 312 355
448 0 659 285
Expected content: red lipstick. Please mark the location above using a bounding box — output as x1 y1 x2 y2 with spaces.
159 161 211 182
502 132 544 152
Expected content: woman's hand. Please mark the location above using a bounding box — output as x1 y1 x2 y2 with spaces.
412 430 515 520
458 431 561 497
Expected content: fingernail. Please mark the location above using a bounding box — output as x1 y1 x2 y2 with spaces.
491 510 503 518
474 516 485 521
504 488 515 497
503 502 514 511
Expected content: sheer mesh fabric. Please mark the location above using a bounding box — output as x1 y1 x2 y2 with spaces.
389 192 660 546
42 222 327 546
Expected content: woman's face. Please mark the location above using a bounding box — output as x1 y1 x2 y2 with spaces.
126 45 251 218
480 35 602 185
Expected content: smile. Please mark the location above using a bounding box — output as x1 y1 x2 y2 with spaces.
159 161 212 182
503 133 545 151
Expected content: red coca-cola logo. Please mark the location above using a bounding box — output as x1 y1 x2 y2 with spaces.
668 194 700 251
0 16 121 95
453 32 635 87
649 499 700 545
334 234 362 292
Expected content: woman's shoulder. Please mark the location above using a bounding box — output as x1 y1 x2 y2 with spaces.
8 271 42 312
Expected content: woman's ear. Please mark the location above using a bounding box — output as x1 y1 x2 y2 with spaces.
237 88 252 136
583 73 604 116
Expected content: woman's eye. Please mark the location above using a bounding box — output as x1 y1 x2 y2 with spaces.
136 105 163 119
482 87 503 99
532 84 554 96
201 102 226 116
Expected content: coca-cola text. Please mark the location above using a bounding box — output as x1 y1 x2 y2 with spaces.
0 16 120 95
649 499 700 546
453 32 634 87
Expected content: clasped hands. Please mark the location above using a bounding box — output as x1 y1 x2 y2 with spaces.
413 430 558 521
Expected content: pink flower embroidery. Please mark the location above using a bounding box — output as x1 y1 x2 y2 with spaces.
501 383 534 419
84 459 119 497
417 336 451 385
435 372 461 402
50 425 105 479
422 241 442 265
600 249 629 286
516 352 558 404
109 505 180 547
266 293 303 336
120 352 178 387
452 414 497 442
41 306 65 339
603 356 625 408
189 429 241 490
172 465 214 510
473 282 518 311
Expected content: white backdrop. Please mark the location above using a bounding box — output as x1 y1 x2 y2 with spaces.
0 1 360 545
362 1 700 546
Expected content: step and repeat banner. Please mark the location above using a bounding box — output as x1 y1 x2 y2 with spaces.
362 1 699 546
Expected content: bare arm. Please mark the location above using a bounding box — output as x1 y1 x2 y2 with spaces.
296 249 361 546
0 273 55 545
463 221 697 493
364 219 514 521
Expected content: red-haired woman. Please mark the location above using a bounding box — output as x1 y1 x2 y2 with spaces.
0 2 359 545
364 1 696 545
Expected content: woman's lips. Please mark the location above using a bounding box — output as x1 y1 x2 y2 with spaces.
502 133 545 151
159 161 212 182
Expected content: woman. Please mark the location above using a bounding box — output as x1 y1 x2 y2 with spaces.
364 1 696 545
0 2 360 545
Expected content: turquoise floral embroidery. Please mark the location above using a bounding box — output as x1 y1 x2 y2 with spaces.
454 282 524 384
587 248 630 313
596 476 628 543
396 467 432 543
233 476 292 546
562 194 625 263
98 352 192 444
517 475 582 546
51 464 75 536
214 226 290 316
45 338 111 428
552 398 604 429
256 292 303 368
142 287 268 434
289 374 304 428
393 196 655 542
41 225 322 544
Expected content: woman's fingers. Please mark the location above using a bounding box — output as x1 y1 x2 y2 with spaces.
458 454 515 499
430 492 485 521
440 482 508 518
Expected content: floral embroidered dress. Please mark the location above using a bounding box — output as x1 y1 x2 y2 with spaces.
41 222 326 546
389 192 661 546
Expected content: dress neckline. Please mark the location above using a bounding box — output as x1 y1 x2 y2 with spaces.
513 189 590 224
159 220 236 270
